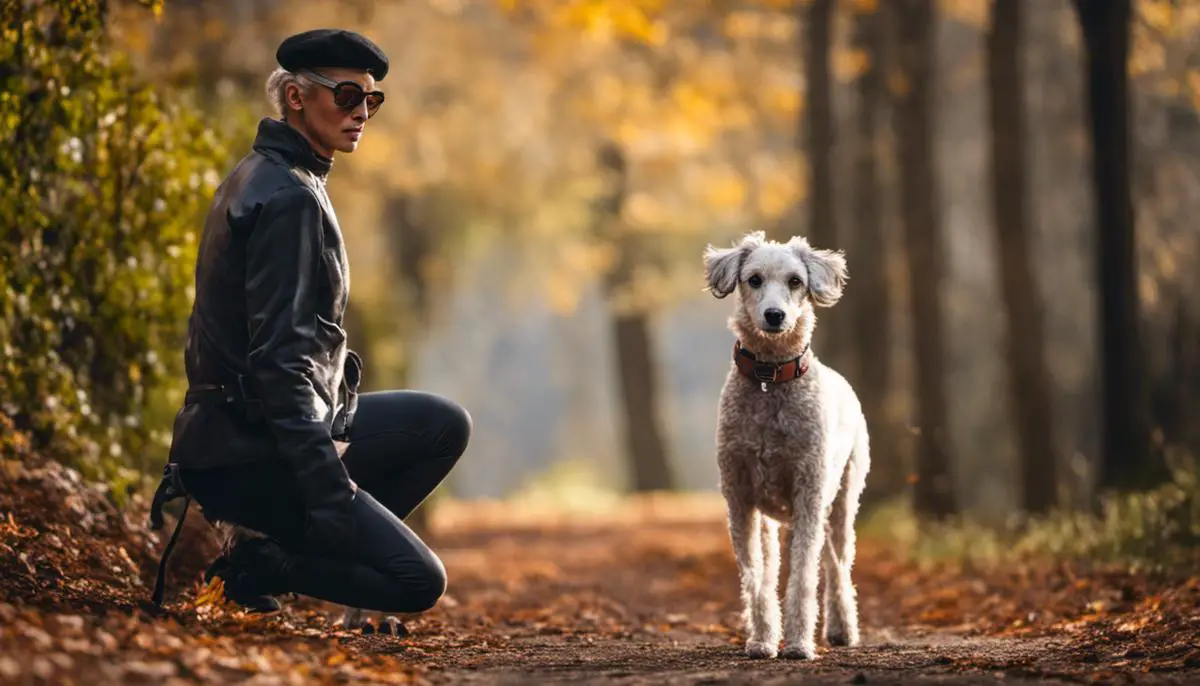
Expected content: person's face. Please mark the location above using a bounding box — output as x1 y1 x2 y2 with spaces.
287 67 383 156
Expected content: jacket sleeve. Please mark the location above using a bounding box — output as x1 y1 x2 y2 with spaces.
244 185 355 510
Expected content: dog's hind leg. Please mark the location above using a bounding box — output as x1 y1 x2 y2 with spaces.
823 431 869 648
726 499 778 658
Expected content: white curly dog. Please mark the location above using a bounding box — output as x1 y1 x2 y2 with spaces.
703 230 870 660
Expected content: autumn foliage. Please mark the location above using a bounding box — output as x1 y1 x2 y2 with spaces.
2 0 1200 680
1 0 231 490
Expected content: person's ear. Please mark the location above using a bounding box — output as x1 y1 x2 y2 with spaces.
285 81 306 113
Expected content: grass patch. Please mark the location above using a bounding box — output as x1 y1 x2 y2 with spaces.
859 452 1200 573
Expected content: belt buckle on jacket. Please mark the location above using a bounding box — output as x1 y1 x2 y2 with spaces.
234 374 265 424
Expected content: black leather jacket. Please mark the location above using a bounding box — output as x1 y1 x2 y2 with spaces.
166 117 361 516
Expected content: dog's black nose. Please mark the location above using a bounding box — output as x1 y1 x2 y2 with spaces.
764 309 785 327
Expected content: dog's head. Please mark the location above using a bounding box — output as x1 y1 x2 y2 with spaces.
703 231 847 336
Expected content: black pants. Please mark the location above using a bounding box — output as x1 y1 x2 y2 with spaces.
180 390 471 613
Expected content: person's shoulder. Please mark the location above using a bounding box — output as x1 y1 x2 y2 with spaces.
221 164 320 239
227 152 318 208
259 181 321 214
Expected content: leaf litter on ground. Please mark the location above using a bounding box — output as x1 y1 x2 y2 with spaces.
1 454 1198 684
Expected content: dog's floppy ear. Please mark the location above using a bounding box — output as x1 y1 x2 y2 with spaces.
704 231 764 299
789 236 848 307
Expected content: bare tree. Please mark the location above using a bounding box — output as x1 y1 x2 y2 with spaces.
803 0 836 252
596 142 676 492
799 0 847 363
891 0 957 519
850 6 902 507
986 0 1059 513
1071 0 1164 491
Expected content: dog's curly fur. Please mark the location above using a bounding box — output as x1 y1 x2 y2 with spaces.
704 231 870 660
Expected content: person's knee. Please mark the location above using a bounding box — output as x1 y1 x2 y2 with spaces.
409 563 448 612
432 395 472 459
379 555 447 613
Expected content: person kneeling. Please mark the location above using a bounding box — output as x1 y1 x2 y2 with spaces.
147 28 471 621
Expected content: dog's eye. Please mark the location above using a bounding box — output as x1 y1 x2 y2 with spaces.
788 276 803 289
747 275 763 288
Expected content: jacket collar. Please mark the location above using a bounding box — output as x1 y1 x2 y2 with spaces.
252 117 333 178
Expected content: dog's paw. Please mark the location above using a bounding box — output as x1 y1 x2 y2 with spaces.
744 640 778 659
826 626 860 648
780 642 817 660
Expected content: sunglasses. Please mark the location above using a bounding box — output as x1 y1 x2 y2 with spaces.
301 70 385 117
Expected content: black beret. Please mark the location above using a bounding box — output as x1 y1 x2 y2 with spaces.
276 29 389 81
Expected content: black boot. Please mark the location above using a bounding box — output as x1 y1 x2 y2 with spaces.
203 537 291 613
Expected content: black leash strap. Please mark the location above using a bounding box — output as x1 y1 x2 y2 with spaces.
147 463 191 609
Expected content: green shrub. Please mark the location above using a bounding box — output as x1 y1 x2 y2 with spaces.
0 0 232 491
859 450 1200 572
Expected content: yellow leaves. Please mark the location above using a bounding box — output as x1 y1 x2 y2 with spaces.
671 82 716 121
722 9 796 42
545 241 616 314
1139 0 1176 36
667 82 721 146
758 164 801 219
625 191 665 228
723 11 761 40
1132 0 1200 83
192 577 229 610
833 47 871 82
135 0 165 22
704 169 747 213
553 0 669 46
757 0 800 9
1130 35 1166 77
848 0 879 14
938 0 988 28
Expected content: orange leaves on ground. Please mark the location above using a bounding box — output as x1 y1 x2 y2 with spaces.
5 452 1200 683
191 577 229 611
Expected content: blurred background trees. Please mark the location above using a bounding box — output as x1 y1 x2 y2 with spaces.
3 0 1199 552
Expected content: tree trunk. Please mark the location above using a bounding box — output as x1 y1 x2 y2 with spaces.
801 0 847 366
596 143 676 493
1071 0 1163 492
892 0 957 519
986 0 1060 514
377 192 438 534
805 0 836 251
851 6 902 507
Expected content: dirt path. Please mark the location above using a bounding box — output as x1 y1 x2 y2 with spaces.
385 501 1195 685
2 461 1198 685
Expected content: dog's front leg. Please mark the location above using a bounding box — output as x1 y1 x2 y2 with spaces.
726 501 777 658
780 489 824 660
757 515 783 649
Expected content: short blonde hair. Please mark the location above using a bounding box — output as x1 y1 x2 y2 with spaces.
265 67 315 118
